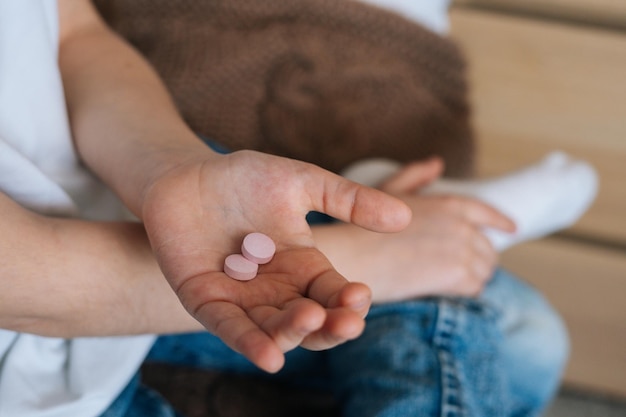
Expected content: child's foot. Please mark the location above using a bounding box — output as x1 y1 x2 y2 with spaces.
341 152 599 251
423 152 599 250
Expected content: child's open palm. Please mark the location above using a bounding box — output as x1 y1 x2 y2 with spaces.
140 150 411 372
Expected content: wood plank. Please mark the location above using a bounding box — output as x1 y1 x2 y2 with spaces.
500 238 626 397
476 133 625 245
454 0 626 29
449 9 626 243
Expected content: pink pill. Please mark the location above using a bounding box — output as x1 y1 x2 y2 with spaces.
241 232 276 264
224 254 258 281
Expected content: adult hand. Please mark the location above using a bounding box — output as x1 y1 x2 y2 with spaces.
57 0 412 372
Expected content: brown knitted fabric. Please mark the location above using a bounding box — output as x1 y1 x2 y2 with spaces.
95 0 475 177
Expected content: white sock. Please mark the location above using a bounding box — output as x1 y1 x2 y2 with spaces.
341 152 599 251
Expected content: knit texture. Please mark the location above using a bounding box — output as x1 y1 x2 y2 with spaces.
95 0 475 177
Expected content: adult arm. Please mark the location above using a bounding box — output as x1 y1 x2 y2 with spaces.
0 192 202 337
0 187 504 337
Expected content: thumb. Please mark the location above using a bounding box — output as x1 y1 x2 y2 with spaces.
380 157 444 195
304 164 412 233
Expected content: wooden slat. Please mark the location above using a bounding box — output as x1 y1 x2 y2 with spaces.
500 238 626 398
450 9 626 243
454 0 626 29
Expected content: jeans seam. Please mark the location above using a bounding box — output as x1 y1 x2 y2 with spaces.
434 299 466 417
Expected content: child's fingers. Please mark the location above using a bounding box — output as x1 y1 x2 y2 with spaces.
195 300 285 373
309 277 372 314
296 280 369 351
306 164 412 233
300 307 367 351
248 298 326 353
269 249 372 313
258 249 370 351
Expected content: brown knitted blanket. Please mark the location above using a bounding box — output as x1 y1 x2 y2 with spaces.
94 0 474 177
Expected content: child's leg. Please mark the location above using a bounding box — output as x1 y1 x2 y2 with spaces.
424 152 598 251
341 152 598 251
326 269 567 417
104 272 566 417
480 270 569 417
327 297 510 417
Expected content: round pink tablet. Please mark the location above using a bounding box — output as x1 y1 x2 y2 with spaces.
241 232 276 264
224 254 259 281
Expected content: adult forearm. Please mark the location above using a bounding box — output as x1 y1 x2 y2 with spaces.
58 0 215 216
0 194 202 337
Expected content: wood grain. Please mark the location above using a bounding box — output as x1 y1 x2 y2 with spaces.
501 239 626 397
454 0 626 29
450 9 626 243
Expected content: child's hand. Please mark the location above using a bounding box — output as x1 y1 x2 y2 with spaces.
140 150 411 372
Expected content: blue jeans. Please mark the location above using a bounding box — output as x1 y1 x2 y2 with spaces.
102 139 568 416
101 269 568 417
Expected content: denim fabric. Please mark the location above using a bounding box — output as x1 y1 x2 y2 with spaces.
102 138 568 416
480 270 569 417
100 373 184 417
330 297 507 417
329 269 568 417
100 269 568 417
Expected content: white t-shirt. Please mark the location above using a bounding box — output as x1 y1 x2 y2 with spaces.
0 2 154 416
356 0 452 33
